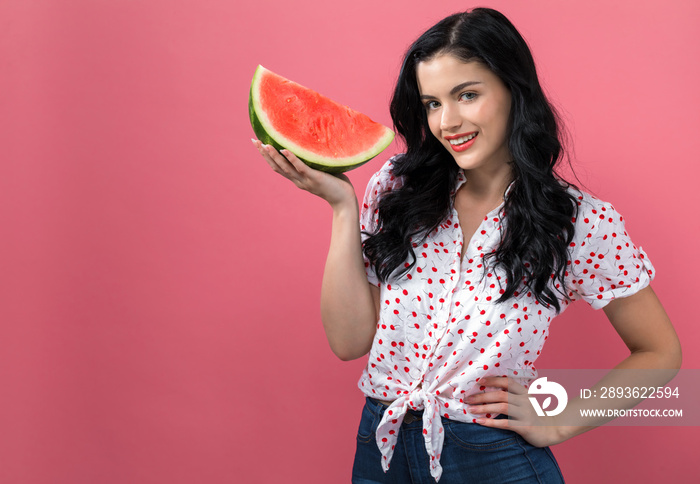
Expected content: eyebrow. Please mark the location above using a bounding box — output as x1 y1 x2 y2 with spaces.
419 81 483 100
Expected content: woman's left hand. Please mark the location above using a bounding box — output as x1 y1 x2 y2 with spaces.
465 376 566 448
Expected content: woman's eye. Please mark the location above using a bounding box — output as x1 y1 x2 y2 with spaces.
425 101 440 110
460 92 477 101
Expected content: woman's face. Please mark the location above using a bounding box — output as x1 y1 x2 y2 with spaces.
416 54 512 175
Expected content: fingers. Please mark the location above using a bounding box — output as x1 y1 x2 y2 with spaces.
251 139 304 181
477 376 528 395
467 389 511 403
468 401 510 415
278 147 310 176
466 391 513 413
252 139 280 173
251 138 356 207
473 417 510 429
466 378 528 416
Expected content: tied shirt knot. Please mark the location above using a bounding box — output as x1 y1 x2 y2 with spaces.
375 386 446 481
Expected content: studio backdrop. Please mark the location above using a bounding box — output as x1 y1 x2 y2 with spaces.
1 0 698 483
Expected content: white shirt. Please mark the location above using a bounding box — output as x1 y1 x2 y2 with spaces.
358 156 655 481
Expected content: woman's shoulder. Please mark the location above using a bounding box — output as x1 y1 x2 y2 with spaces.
562 183 619 222
561 183 638 251
559 183 656 307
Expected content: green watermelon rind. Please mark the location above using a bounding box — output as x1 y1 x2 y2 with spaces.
248 65 395 175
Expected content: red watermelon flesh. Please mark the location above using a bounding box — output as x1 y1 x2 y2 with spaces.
249 65 394 174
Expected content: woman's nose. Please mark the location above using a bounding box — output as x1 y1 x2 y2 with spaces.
440 103 461 131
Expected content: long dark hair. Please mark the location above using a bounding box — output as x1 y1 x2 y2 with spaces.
362 7 581 313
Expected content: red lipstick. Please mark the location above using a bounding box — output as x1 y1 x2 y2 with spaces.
445 132 478 152
444 131 478 140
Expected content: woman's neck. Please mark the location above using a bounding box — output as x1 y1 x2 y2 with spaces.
460 164 514 204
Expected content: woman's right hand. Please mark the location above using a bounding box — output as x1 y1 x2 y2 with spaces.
252 139 357 210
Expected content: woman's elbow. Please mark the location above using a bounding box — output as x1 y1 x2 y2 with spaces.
331 342 372 361
667 343 683 370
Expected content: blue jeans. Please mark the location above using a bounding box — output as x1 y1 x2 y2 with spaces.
352 396 565 483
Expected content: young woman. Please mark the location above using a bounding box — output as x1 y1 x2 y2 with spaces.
252 7 681 484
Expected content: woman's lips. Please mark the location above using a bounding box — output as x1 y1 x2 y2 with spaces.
448 133 478 152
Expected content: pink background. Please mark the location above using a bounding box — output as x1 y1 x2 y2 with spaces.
1 0 699 482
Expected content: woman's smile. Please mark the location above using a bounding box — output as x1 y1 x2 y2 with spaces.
445 132 478 151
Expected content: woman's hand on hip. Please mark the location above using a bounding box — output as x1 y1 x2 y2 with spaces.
465 375 566 448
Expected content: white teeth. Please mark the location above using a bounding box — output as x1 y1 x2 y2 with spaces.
448 133 477 145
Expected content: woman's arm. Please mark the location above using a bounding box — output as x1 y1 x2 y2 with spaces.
321 202 381 360
601 285 681 369
466 285 682 446
253 141 380 361
549 284 682 442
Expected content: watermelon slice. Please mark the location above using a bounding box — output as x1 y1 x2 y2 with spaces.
248 65 394 174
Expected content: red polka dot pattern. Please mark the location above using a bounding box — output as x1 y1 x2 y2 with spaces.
358 157 655 481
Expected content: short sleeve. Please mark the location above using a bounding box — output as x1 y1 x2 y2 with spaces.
359 156 404 287
564 192 656 310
